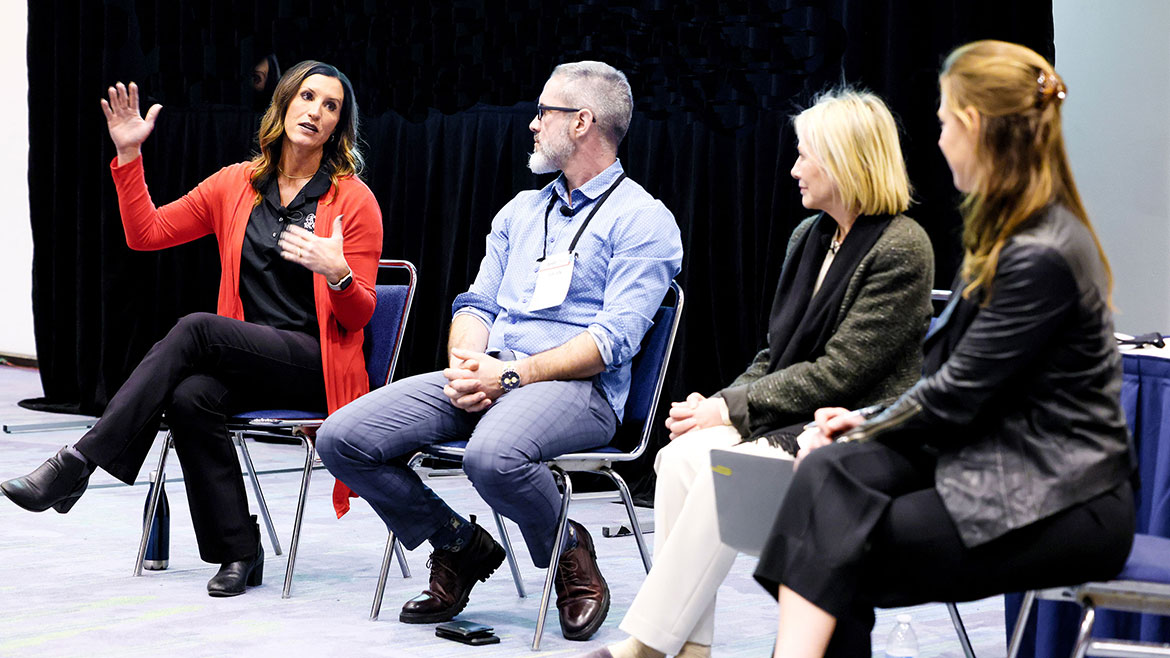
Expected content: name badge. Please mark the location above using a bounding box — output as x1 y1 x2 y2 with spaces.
529 251 575 311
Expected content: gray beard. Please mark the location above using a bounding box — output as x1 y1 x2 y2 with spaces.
528 130 573 174
527 149 560 174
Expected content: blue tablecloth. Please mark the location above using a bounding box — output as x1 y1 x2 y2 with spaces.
1005 351 1170 656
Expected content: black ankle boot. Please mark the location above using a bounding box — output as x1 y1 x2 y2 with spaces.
1 446 91 513
207 517 264 597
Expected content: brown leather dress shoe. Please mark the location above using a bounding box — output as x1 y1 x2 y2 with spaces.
399 516 505 624
556 520 610 641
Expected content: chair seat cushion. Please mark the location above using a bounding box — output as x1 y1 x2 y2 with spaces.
423 441 619 457
1117 533 1170 584
231 409 325 422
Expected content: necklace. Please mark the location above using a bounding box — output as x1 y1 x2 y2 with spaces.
278 167 315 180
829 226 845 255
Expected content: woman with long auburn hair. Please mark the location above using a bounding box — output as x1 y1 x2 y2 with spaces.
2 60 383 597
756 41 1135 657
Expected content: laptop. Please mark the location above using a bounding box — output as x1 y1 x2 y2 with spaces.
710 448 796 557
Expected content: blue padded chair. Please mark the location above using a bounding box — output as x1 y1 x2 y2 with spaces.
135 260 418 598
1007 533 1170 658
369 281 684 650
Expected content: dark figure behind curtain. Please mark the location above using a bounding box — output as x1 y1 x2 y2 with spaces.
26 1 1053 496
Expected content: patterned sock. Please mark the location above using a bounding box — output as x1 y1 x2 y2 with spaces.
561 522 579 552
428 513 475 552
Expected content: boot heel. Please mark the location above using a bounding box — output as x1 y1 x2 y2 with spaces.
247 558 264 586
51 494 81 514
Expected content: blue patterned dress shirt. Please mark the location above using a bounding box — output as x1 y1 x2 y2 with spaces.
452 159 683 421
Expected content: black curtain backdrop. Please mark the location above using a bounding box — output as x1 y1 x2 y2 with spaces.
27 0 1053 497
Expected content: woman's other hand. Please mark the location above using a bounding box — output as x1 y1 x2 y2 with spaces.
100 82 162 166
794 406 865 470
278 215 351 283
812 406 866 438
665 392 729 440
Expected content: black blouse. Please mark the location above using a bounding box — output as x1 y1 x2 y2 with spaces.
237 170 331 336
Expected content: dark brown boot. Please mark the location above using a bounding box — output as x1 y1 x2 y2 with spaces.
399 516 505 623
556 520 610 640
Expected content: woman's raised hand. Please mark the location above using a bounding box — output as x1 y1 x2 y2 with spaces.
100 82 162 165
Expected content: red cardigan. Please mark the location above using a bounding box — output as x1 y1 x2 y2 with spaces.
110 156 383 516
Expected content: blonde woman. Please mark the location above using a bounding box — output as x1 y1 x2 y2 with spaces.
760 41 1135 658
583 88 933 658
2 61 382 596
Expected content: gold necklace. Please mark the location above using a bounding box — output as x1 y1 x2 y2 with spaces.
278 167 315 180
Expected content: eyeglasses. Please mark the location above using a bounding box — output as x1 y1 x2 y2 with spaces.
535 102 597 123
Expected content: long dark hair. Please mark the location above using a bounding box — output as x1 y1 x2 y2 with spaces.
250 60 363 204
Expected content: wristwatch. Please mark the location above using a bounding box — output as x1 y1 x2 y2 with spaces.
328 270 354 291
499 366 521 393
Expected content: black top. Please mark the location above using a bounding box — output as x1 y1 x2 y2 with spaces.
238 170 331 335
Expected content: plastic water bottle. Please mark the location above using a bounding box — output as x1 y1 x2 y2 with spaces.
884 613 919 658
143 470 170 570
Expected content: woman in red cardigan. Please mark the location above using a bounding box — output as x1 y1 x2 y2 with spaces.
1 60 383 596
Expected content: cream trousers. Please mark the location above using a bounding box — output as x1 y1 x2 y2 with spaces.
618 424 794 654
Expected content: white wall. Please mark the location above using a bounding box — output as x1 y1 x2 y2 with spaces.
0 3 32 358
1054 0 1170 333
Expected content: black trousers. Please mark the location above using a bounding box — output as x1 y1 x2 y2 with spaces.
75 313 325 563
754 440 1135 656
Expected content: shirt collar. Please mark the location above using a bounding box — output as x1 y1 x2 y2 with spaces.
551 159 625 205
262 167 333 211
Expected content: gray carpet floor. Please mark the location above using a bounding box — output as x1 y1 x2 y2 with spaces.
0 364 1009 656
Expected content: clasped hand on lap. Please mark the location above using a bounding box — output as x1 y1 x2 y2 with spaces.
664 392 729 440
443 347 508 413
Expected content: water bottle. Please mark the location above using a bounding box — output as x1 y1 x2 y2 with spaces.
884 613 919 658
143 470 170 570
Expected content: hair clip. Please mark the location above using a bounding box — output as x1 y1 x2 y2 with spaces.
1036 72 1067 105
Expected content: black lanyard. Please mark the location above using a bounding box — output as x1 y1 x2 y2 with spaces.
539 172 627 262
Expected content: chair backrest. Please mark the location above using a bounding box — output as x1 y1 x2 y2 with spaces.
928 288 952 334
363 260 418 391
611 280 684 455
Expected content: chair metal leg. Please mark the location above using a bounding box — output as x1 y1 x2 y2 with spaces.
945 602 976 658
533 467 574 651
1006 590 1038 658
599 466 652 572
492 510 526 598
134 433 172 576
236 432 282 556
1070 600 1097 658
393 534 411 579
280 438 314 598
370 533 399 621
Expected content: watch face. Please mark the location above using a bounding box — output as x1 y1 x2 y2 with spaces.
500 368 521 391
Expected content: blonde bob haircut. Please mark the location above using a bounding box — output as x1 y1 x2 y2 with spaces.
793 88 912 217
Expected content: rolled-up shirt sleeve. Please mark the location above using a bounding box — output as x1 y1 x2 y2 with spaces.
588 201 683 368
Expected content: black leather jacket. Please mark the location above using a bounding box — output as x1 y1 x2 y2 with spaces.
849 204 1134 547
